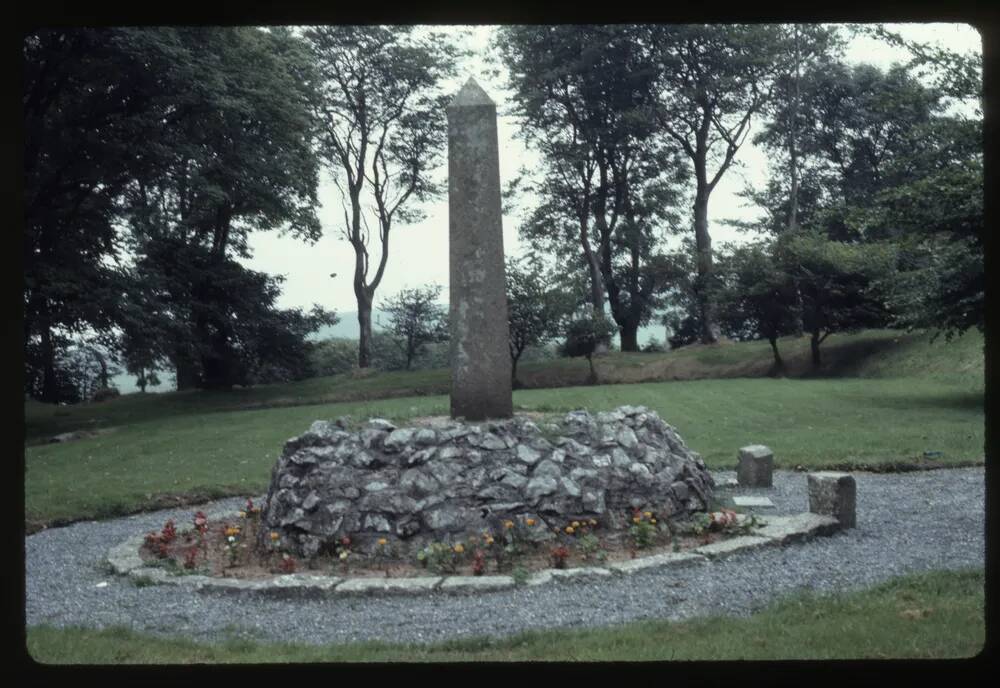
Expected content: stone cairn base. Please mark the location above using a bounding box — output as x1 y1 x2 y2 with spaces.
260 406 715 558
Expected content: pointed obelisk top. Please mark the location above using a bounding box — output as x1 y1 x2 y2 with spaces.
448 77 495 108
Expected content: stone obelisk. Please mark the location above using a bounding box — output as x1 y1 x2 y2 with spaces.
447 77 513 421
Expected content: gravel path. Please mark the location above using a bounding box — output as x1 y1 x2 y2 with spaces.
26 468 985 647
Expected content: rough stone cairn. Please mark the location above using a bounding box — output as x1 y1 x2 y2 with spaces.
260 406 715 558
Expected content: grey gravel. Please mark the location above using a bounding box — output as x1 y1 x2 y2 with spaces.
25 468 985 647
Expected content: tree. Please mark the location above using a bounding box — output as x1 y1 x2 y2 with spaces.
130 237 337 387
307 26 459 368
560 310 617 384
380 284 448 371
645 24 788 344
776 233 895 367
121 27 324 390
496 25 690 351
716 241 800 374
23 29 175 402
506 256 572 387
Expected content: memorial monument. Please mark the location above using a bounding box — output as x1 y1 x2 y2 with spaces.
446 77 513 421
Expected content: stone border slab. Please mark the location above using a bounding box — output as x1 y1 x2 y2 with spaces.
107 509 845 596
608 551 705 575
754 513 840 544
693 535 773 559
335 577 441 596
438 575 515 594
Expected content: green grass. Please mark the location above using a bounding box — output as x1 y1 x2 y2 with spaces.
25 376 983 528
25 328 983 446
25 568 984 663
24 328 984 528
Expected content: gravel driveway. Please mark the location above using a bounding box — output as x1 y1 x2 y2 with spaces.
25 467 985 647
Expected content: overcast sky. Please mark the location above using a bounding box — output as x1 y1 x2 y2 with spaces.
242 23 982 319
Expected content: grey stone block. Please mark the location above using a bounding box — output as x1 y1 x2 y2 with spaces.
737 444 774 487
807 472 857 528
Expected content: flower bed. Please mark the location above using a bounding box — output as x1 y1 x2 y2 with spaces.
138 498 766 580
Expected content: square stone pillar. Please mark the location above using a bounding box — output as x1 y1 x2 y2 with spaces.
737 445 774 487
807 472 857 529
446 77 513 421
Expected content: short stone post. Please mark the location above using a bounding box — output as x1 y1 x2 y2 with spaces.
807 472 856 529
737 445 774 487
446 77 513 421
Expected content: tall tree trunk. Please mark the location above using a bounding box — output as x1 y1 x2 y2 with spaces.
619 324 639 352
175 354 200 391
96 353 109 389
511 354 521 388
810 328 822 368
787 25 802 234
38 310 58 403
202 326 235 390
583 245 606 314
768 336 785 376
693 189 720 344
357 291 373 369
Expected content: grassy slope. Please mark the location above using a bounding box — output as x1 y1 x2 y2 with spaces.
23 328 983 445
26 568 984 663
24 329 984 528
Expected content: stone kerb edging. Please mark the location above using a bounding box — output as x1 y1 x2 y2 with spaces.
106 511 840 598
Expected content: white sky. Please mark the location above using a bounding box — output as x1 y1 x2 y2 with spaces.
243 23 982 318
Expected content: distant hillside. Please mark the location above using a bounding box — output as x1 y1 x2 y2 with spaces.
110 310 669 394
316 310 666 347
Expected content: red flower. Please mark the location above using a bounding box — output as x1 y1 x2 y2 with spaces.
472 550 486 576
550 545 570 569
193 511 208 534
183 546 198 569
160 519 177 543
340 536 351 547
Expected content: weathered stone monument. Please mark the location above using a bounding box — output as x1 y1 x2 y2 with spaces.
446 77 512 421
256 79 717 561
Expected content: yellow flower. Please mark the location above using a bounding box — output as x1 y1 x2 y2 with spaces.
377 538 388 546
572 521 581 528
565 526 575 534
644 511 653 518
238 511 247 519
651 519 657 524
453 543 465 554
589 519 598 526
485 536 494 545
526 518 536 526
504 520 514 529
269 532 279 541
632 517 641 524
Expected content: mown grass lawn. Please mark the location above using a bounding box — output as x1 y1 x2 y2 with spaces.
26 568 984 663
25 376 983 528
